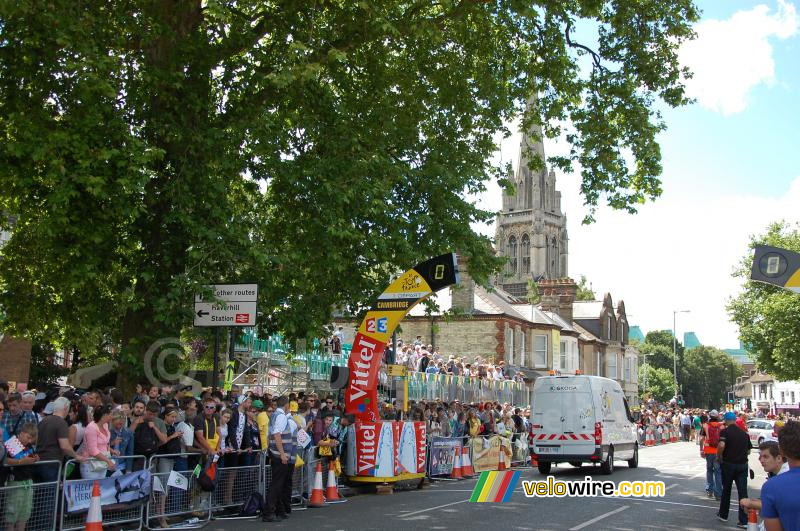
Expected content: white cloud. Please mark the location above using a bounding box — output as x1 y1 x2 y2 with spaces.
475 126 800 350
679 0 798 115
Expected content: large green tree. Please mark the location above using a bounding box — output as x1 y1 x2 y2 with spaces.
0 1 699 389
639 365 673 403
728 222 800 380
679 346 740 409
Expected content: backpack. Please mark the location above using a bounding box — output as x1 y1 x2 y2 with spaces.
134 422 159 456
706 422 721 448
197 461 218 492
239 491 264 517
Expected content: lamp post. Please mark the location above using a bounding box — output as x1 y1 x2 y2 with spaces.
672 310 690 401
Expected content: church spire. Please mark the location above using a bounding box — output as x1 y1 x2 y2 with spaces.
495 96 569 298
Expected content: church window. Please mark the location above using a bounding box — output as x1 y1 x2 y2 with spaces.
508 236 518 274
521 234 530 274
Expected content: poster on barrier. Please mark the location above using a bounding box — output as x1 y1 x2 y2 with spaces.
470 436 511 473
63 469 151 513
429 438 461 476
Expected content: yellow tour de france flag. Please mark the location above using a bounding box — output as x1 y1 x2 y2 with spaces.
470 471 521 502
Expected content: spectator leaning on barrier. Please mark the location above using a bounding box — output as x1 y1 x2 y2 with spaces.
760 420 800 531
80 405 116 479
715 411 750 526
109 410 134 472
4 422 39 531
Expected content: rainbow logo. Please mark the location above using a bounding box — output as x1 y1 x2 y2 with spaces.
469 471 521 502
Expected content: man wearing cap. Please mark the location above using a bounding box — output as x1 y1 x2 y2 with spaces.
700 409 723 500
715 411 750 526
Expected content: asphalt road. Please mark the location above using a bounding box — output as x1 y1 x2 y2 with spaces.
202 441 766 530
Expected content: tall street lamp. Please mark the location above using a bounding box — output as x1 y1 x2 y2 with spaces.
673 309 690 401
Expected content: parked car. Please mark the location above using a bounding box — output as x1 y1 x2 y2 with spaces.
746 419 776 446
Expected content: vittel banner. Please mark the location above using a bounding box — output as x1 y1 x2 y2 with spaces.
345 254 458 422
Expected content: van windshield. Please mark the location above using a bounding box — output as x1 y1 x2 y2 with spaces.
534 389 594 433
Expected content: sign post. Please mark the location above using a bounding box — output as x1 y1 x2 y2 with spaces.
194 283 258 392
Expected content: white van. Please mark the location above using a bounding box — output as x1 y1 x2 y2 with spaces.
531 374 638 475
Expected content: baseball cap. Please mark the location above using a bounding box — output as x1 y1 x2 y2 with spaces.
709 409 719 418
723 411 736 422
252 400 264 409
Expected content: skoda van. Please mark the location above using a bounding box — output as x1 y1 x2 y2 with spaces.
531 374 638 475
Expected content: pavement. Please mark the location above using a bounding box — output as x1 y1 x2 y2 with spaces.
202 440 766 530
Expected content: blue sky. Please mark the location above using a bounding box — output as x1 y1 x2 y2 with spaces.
478 0 800 350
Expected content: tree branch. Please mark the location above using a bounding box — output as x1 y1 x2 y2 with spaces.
564 20 605 71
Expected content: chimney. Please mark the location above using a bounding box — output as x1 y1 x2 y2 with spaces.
538 277 577 323
451 253 474 314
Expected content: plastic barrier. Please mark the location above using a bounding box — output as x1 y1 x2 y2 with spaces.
0 460 61 531
60 455 148 531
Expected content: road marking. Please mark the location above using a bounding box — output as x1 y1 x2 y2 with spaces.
665 484 678 490
569 506 629 530
400 499 470 518
630 498 731 509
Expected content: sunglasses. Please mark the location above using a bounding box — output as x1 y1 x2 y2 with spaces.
326 401 333 404
204 405 216 410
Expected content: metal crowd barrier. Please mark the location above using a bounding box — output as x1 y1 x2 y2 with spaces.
60 455 148 531
146 452 209 528
210 452 263 519
0 460 61 531
262 449 309 511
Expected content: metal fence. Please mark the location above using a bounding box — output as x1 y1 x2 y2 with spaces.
59 455 148 531
146 452 210 528
0 460 61 531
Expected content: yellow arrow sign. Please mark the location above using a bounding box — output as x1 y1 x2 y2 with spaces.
223 361 235 392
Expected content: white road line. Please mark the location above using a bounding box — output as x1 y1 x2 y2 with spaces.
629 498 730 509
399 499 471 518
665 484 678 490
569 506 629 530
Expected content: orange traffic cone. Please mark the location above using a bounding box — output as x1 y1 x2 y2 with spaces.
461 446 474 477
309 462 326 508
531 452 538 467
85 480 102 530
497 444 506 471
451 446 463 479
325 461 342 503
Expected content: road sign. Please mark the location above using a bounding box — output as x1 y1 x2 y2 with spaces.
223 361 235 392
387 364 407 377
194 283 258 327
750 245 800 293
194 301 257 327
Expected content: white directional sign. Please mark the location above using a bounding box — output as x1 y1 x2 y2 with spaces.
194 283 258 327
195 283 258 303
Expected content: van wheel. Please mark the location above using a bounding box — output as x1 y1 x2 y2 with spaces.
537 462 552 475
627 445 638 468
600 446 614 475
569 461 582 468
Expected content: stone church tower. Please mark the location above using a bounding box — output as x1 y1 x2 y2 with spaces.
495 110 569 298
